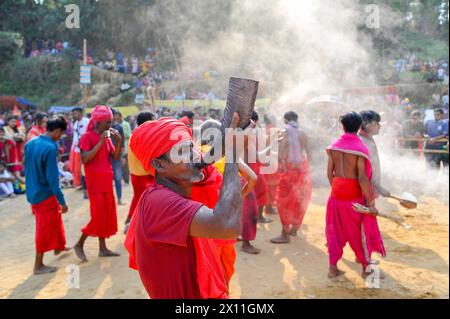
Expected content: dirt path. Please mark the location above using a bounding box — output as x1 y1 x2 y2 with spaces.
0 185 448 299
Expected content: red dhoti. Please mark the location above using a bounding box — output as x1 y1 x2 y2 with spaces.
242 188 258 241
265 172 280 206
215 242 236 284
249 162 269 207
127 174 155 220
276 161 312 230
82 172 118 238
68 149 82 187
31 195 66 253
326 178 369 268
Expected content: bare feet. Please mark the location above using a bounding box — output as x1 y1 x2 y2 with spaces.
34 265 58 275
54 247 71 256
257 216 273 224
270 233 290 244
328 266 345 279
289 228 298 237
74 244 88 262
241 242 261 255
99 249 120 257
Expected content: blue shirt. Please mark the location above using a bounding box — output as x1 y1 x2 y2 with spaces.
25 135 66 205
425 119 448 138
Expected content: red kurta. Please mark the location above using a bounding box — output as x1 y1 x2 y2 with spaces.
127 174 155 220
79 131 118 238
31 195 66 253
131 185 227 299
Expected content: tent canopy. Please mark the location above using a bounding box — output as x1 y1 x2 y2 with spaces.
48 106 77 113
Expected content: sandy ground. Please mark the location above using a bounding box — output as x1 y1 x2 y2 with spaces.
0 184 448 299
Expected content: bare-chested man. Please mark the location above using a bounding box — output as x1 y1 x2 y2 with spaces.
271 111 312 244
326 112 386 278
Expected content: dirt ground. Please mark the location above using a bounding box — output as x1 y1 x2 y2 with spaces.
0 184 448 299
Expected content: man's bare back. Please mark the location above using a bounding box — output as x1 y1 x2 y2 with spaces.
329 150 359 179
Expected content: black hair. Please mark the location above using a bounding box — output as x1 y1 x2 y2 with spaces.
34 112 47 125
72 107 83 113
284 111 298 122
340 112 362 133
136 111 155 126
180 111 195 120
360 110 381 124
46 115 67 132
251 111 259 122
434 108 444 115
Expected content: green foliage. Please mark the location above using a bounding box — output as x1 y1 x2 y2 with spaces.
0 53 81 109
115 91 135 107
398 30 449 60
0 31 23 65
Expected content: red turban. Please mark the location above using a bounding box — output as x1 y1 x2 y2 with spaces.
129 117 192 176
87 105 113 131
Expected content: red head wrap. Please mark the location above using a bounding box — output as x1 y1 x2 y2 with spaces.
129 117 192 176
87 105 113 131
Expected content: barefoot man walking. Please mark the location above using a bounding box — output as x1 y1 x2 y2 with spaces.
74 105 122 261
25 116 69 274
325 112 386 278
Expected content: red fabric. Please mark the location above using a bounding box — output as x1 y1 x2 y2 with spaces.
26 125 46 143
249 162 270 207
81 185 118 238
180 116 193 126
5 140 23 172
276 160 312 231
326 134 386 264
79 130 115 181
326 195 369 268
31 196 66 253
68 149 82 187
127 185 227 299
127 173 155 220
331 178 362 200
242 189 258 241
129 118 192 176
265 172 280 205
191 165 236 284
86 105 113 132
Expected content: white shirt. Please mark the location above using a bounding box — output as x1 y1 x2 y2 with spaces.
72 117 90 152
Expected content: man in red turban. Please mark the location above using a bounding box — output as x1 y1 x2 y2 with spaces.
124 113 245 299
74 105 123 261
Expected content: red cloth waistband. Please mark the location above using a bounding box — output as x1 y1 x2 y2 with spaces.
330 178 362 200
